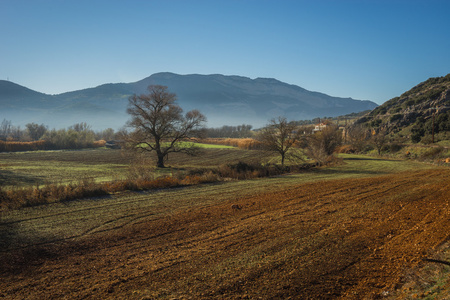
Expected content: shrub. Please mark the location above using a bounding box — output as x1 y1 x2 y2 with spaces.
390 114 403 122
419 146 444 160
93 140 107 147
385 143 404 153
335 145 357 154
305 125 342 164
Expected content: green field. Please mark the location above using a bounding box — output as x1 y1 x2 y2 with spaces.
0 145 241 188
0 147 434 189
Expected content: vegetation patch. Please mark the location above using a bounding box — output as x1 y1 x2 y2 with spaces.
200 138 263 150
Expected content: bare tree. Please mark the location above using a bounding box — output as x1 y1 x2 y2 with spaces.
125 85 206 168
0 119 12 140
257 117 302 166
26 123 48 141
346 124 371 153
70 122 91 132
371 128 388 156
306 124 342 164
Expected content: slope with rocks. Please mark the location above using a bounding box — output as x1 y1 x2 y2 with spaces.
355 74 450 142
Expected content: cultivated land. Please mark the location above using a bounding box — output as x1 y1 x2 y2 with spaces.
0 146 250 189
0 148 449 299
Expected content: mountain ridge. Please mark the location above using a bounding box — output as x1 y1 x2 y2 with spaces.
354 74 450 143
0 72 378 129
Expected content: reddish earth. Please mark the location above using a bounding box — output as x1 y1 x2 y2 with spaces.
1 168 449 299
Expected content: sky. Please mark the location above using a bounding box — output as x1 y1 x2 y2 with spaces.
1 0 449 105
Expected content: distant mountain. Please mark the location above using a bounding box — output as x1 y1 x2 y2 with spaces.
354 74 450 142
0 72 378 129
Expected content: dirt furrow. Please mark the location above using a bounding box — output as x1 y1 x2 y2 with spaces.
0 168 449 299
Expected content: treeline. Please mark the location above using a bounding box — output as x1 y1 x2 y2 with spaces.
0 119 117 152
0 140 107 152
205 124 253 138
410 111 450 143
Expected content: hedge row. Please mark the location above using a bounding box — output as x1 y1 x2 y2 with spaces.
0 140 106 152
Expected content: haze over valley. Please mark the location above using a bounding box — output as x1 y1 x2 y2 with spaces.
0 72 377 129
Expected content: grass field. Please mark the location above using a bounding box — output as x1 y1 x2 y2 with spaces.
0 147 434 189
0 146 249 188
0 148 449 299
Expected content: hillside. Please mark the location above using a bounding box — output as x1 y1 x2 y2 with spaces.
0 73 377 129
0 81 59 122
355 74 450 142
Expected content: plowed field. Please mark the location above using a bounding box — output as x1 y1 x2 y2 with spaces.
1 168 449 299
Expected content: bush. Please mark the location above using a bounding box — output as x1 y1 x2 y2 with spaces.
305 126 342 164
390 114 403 122
335 145 357 154
42 125 97 150
384 143 404 153
419 146 445 160
93 140 107 147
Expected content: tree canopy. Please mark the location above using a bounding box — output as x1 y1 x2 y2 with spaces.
125 85 206 168
257 117 302 166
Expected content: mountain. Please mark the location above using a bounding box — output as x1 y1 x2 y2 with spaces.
0 72 378 129
354 74 450 142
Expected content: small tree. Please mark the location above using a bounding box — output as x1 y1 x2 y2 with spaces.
306 124 342 164
26 123 48 141
125 85 206 168
257 117 302 166
0 119 12 140
371 128 388 155
346 124 371 153
95 128 115 141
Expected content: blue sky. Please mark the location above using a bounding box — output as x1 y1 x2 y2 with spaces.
1 0 449 104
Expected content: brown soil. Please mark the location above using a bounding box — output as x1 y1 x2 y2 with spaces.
1 168 449 299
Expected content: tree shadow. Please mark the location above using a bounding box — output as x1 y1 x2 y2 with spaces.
343 156 400 162
0 170 44 187
0 220 62 274
311 168 385 176
0 221 18 252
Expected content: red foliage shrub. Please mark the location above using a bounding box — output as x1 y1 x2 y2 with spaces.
0 140 49 152
93 140 107 147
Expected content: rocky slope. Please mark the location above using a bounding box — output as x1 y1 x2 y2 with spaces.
355 74 450 142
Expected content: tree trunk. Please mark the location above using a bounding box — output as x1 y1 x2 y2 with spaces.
157 152 165 168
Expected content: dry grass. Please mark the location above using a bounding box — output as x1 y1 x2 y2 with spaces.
200 138 263 150
0 159 315 211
